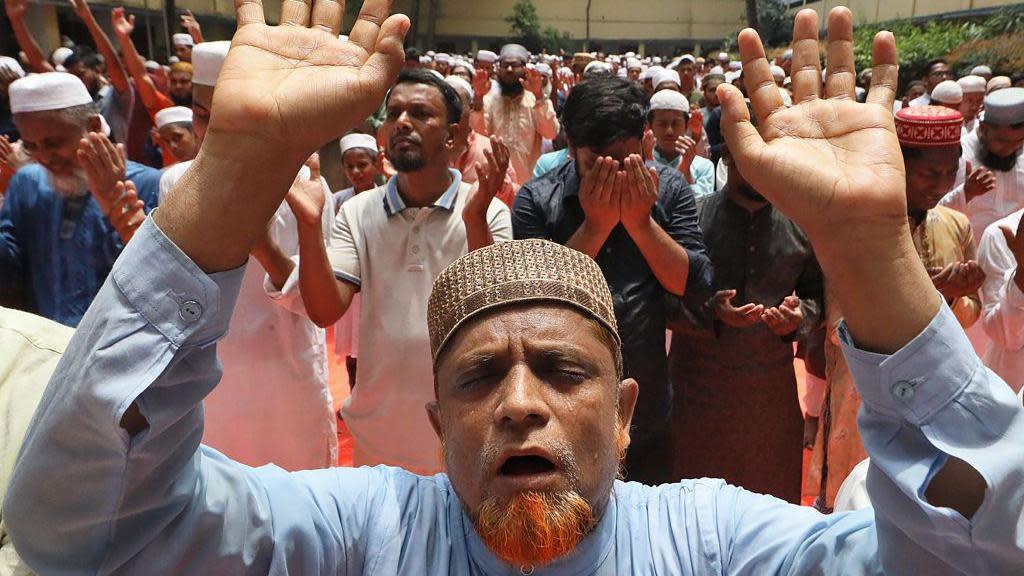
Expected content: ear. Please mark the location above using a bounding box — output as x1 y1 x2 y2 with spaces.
446 123 460 149
426 399 443 440
615 377 639 445
86 114 103 134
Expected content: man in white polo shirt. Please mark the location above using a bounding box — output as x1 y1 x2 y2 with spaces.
286 69 512 474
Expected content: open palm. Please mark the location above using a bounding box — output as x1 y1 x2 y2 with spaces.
720 8 905 241
208 0 409 160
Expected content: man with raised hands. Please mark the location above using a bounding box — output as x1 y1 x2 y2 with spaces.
4 5 1024 575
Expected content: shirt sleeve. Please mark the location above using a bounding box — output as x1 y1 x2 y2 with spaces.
0 177 22 284
939 182 968 214
691 158 715 199
531 97 560 141
510 183 549 240
978 222 1024 351
660 171 713 304
326 202 362 287
487 198 513 242
715 302 1024 574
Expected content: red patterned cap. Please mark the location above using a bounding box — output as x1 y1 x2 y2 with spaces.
895 105 963 148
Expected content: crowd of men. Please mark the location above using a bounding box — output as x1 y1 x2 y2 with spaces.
1 0 1024 573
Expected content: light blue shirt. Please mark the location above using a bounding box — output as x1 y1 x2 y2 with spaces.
653 148 715 201
5 218 1024 574
532 148 570 180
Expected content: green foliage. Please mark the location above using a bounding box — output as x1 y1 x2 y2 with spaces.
505 0 572 54
756 0 792 48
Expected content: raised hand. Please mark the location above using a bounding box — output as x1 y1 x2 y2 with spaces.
578 156 621 234
180 9 203 43
111 7 135 37
675 135 698 174
4 0 27 20
472 69 491 100
761 295 805 336
964 161 997 203
108 180 146 243
77 132 127 216
642 129 656 162
520 68 544 100
999 216 1024 292
619 154 657 229
285 154 327 229
205 0 409 167
464 136 510 219
69 0 93 21
0 136 14 172
713 289 764 328
687 109 703 139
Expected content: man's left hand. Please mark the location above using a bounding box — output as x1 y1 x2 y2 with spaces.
77 132 127 216
930 261 985 301
521 68 544 100
464 136 510 220
619 154 658 230
761 295 804 336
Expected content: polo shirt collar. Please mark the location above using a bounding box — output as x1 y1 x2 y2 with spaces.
383 168 463 216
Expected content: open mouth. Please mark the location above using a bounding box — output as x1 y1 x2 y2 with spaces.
500 455 557 476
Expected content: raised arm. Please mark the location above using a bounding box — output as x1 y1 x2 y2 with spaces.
111 8 164 113
5 0 54 73
70 0 130 95
715 6 1023 573
3 0 409 572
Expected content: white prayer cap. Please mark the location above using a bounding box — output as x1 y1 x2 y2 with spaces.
426 50 436 57
0 56 25 79
449 60 474 79
652 67 681 90
168 56 180 64
339 133 378 156
476 50 498 63
9 72 92 114
931 80 962 104
500 44 530 62
641 65 664 82
649 89 689 113
172 33 194 47
728 61 742 71
51 47 73 66
652 56 662 65
770 65 785 81
445 75 473 101
427 69 444 81
983 87 1024 126
988 76 1011 93
435 53 451 64
617 68 627 79
709 65 724 75
144 60 160 72
626 58 642 71
419 55 431 65
717 52 729 61
625 51 636 58
557 66 573 78
535 63 552 77
957 75 986 94
155 106 193 128
724 71 741 84
971 65 992 77
191 40 230 86
680 54 695 63
583 60 614 76
783 49 793 60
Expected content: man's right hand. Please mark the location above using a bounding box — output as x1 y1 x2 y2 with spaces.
713 289 765 328
111 7 135 38
77 132 127 216
964 161 997 203
929 261 985 301
285 154 327 229
578 156 622 234
675 135 698 175
472 69 491 103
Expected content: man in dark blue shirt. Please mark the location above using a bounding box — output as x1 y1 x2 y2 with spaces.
512 76 713 484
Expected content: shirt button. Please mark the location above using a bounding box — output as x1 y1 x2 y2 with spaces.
891 380 916 401
520 566 535 575
411 245 420 254
179 300 203 323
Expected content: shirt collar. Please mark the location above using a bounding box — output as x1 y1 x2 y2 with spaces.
382 168 462 216
652 148 681 169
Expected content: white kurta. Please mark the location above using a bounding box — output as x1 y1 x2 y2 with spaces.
163 162 338 471
478 91 560 188
977 209 1024 394
940 131 1024 244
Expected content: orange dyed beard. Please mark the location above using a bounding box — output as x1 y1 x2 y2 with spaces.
475 489 594 567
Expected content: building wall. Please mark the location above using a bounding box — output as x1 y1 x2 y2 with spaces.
787 0 1022 22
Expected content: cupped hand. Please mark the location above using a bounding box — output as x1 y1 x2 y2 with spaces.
464 136 510 220
77 132 127 215
285 153 327 228
713 289 764 328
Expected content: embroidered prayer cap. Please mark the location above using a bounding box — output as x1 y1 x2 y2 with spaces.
172 33 194 47
155 106 193 129
428 239 619 362
895 105 963 148
982 87 1024 126
957 75 987 95
931 80 963 105
9 73 92 114
339 132 378 155
988 76 1011 93
191 41 230 87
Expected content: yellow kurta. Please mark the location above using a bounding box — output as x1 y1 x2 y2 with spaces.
807 206 979 507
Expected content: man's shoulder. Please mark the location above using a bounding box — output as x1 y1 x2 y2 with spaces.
7 163 48 189
931 205 971 229
338 184 388 217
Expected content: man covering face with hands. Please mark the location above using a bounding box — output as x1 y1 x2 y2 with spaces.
5 4 1024 576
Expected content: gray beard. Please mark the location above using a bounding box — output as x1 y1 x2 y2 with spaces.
48 170 90 199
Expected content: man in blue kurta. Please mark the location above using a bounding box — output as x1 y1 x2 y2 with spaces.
0 73 160 326
4 5 1024 575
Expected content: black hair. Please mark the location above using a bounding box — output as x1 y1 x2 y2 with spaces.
62 45 101 70
923 58 948 74
562 76 647 150
900 143 962 161
404 46 421 61
386 69 463 125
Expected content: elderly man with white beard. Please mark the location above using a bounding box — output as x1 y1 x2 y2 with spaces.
0 73 159 327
